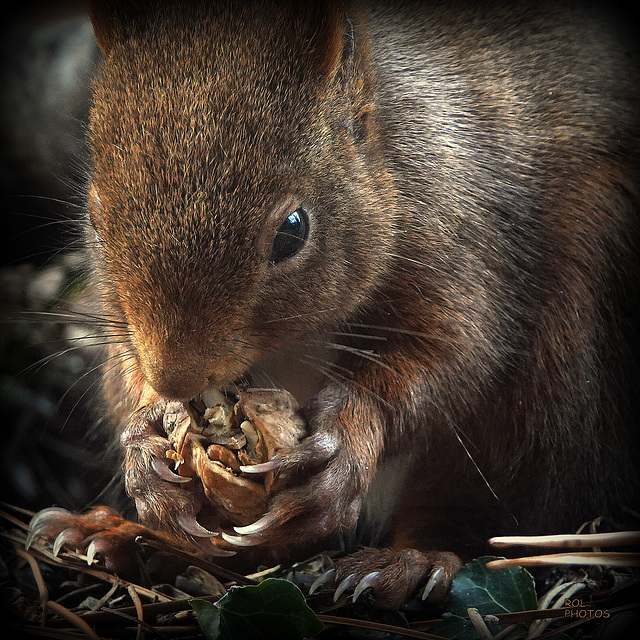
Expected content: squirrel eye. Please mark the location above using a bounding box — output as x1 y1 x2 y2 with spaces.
269 206 309 264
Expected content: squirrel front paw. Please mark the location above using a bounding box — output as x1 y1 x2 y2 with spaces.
120 399 219 539
221 425 371 548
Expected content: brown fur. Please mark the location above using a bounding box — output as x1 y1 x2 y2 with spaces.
85 0 639 584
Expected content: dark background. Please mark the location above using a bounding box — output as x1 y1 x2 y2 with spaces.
0 2 126 518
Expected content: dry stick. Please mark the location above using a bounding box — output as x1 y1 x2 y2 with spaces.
14 545 49 626
127 584 145 640
467 608 494 640
0 502 36 520
0 507 32 531
7 624 86 640
528 581 586 639
318 614 448 639
49 596 219 629
40 542 174 602
135 535 257 585
46 601 102 640
486 552 640 569
15 538 175 608
98 607 173 640
489 531 640 549
88 580 120 613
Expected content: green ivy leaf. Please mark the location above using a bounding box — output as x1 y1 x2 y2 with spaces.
191 578 324 640
447 556 537 617
431 556 537 639
190 598 221 640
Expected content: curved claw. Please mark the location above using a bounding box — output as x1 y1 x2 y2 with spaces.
86 539 99 565
177 514 217 538
25 525 44 552
308 568 336 595
26 507 74 550
28 507 72 530
52 529 83 557
220 532 262 547
333 573 357 602
238 458 282 474
151 457 192 483
233 513 275 536
191 537 237 557
352 571 380 602
421 566 445 601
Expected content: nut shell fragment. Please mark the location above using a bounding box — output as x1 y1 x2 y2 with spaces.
162 388 306 527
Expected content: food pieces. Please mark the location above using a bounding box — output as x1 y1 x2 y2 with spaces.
162 388 306 527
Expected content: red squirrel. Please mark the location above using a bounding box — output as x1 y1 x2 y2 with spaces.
31 0 640 608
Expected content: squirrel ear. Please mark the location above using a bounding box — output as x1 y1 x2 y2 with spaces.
87 0 120 56
313 1 347 80
88 0 141 56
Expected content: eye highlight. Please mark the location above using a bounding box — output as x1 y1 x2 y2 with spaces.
269 206 309 264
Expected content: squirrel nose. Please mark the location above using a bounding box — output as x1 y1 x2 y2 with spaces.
137 348 210 401
146 366 210 402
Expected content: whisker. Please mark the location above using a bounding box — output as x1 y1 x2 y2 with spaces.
257 304 352 325
299 357 349 393
5 193 86 210
300 355 394 410
386 252 431 268
11 309 128 329
348 322 456 345
307 340 398 375
332 331 387 342
55 352 138 433
302 353 354 379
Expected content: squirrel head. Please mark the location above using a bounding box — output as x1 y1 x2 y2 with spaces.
87 0 397 400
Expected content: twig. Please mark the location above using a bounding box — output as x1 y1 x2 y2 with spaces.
0 506 32 531
47 596 218 629
88 580 120 613
98 607 172 640
127 583 146 640
467 607 494 640
489 531 640 549
319 614 448 639
486 552 640 569
46 601 102 640
15 537 175 603
135 535 256 585
0 502 36 518
528 582 586 638
14 545 49 626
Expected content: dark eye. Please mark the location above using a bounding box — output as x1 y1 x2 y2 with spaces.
269 206 309 264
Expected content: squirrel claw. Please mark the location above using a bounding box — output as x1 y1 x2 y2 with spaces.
308 568 336 595
233 513 274 536
176 514 217 537
151 457 192 483
52 528 84 556
352 571 380 602
239 458 281 474
220 531 262 547
421 566 445 600
26 507 74 550
333 572 357 602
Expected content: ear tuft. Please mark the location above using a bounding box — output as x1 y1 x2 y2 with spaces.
307 0 347 80
88 0 144 56
87 0 116 55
